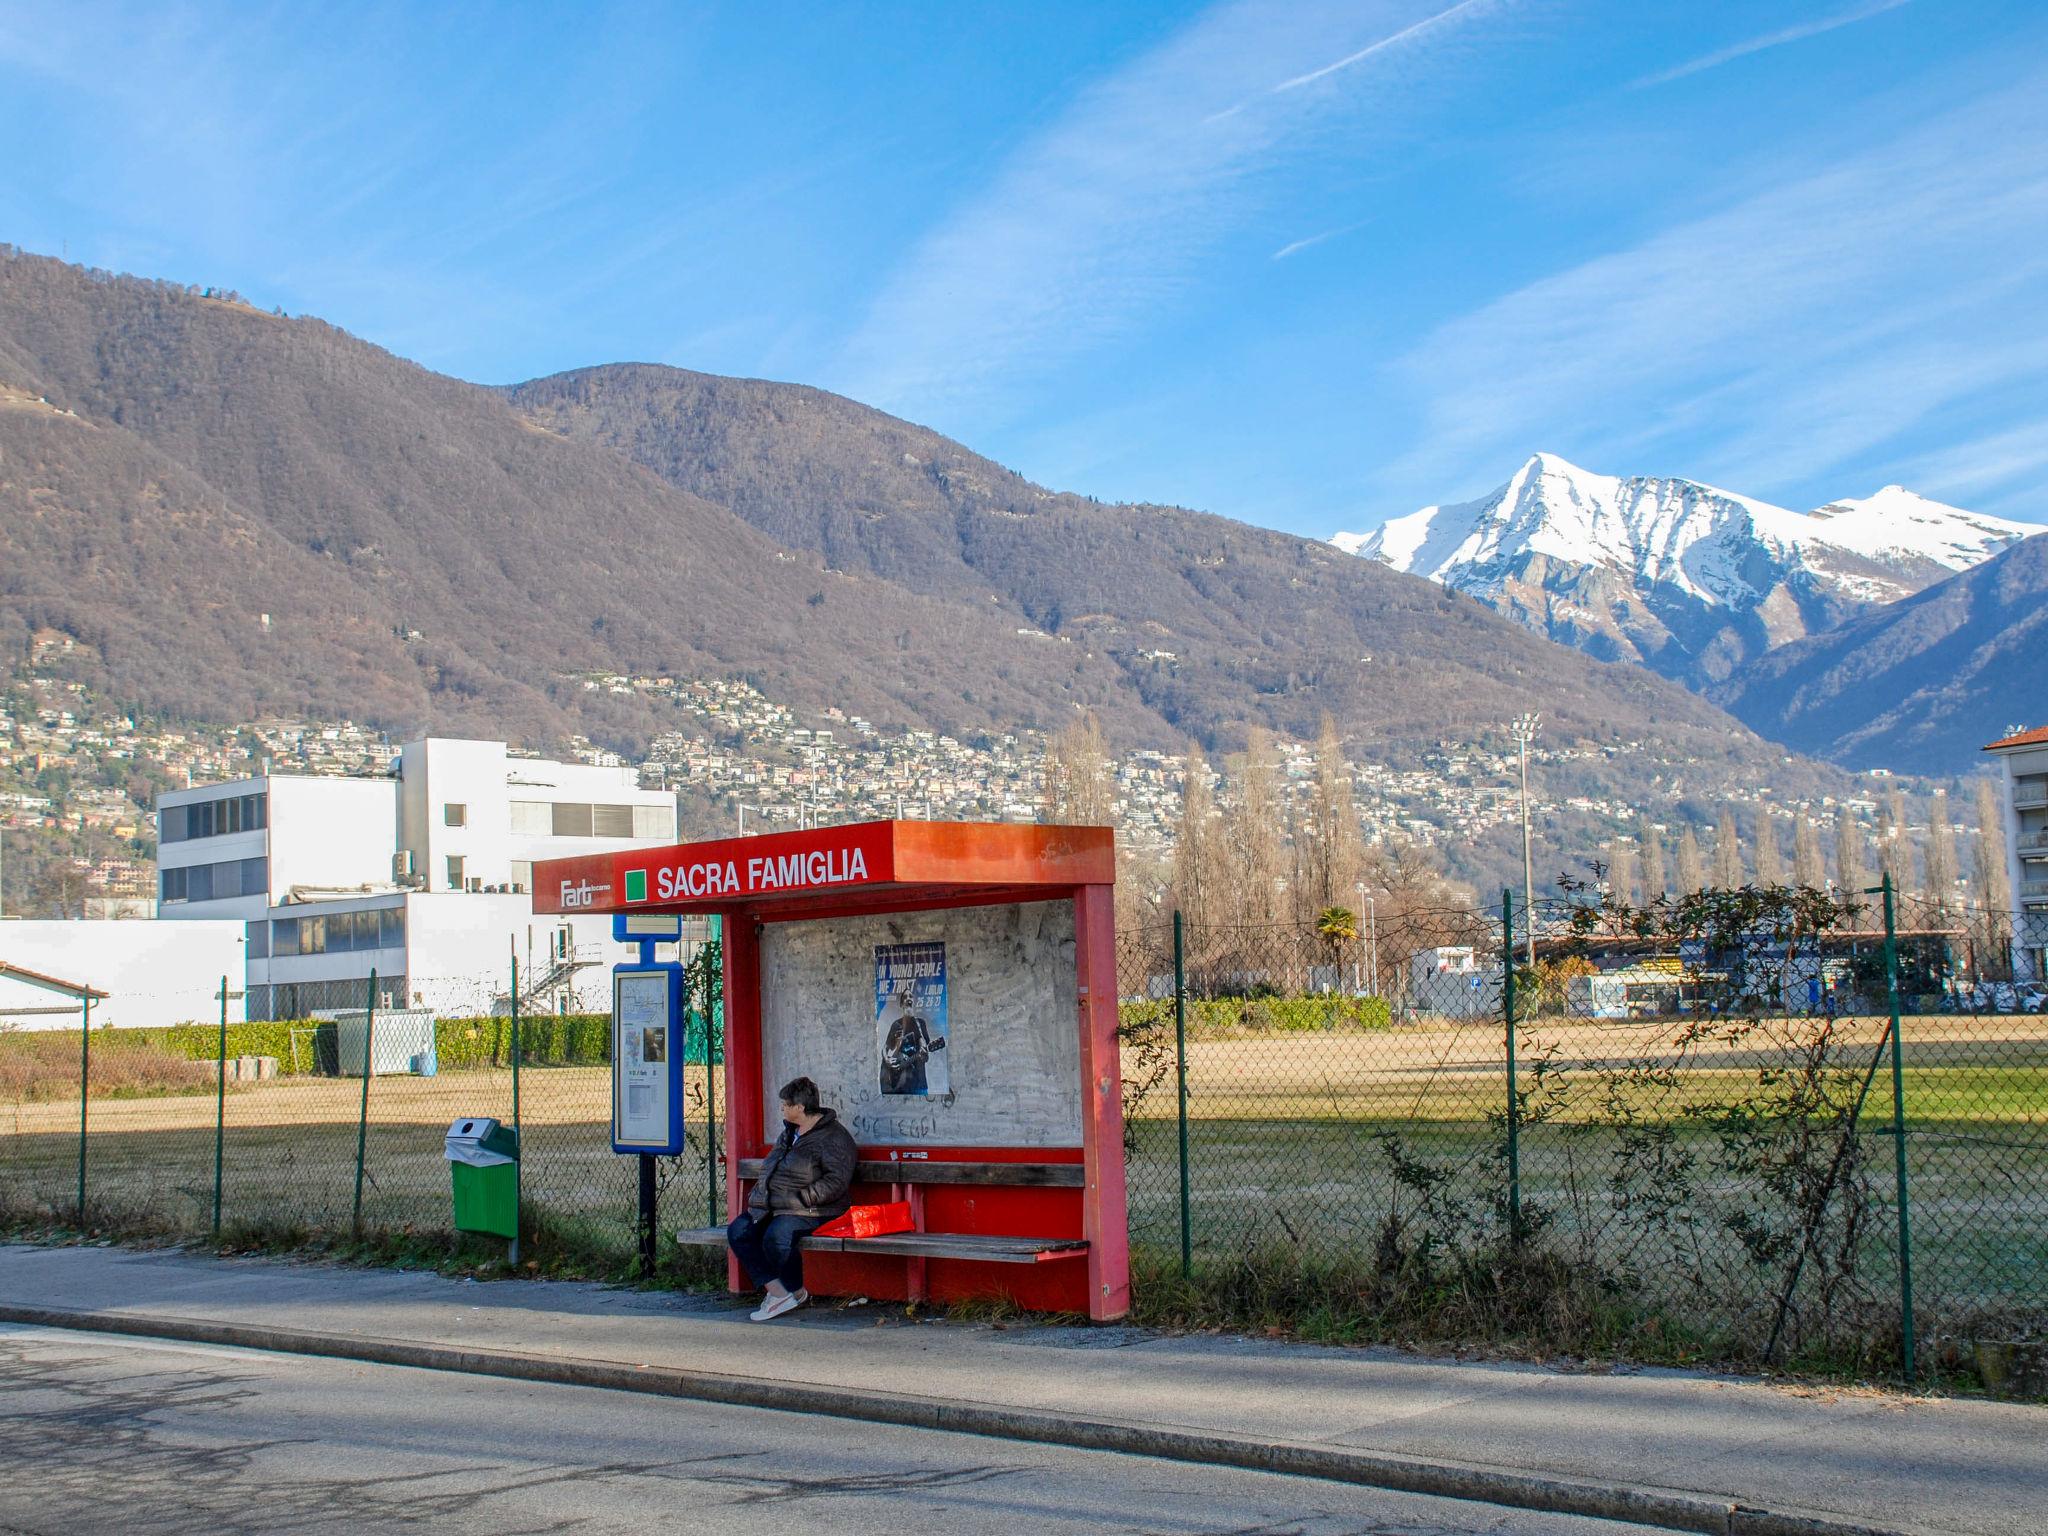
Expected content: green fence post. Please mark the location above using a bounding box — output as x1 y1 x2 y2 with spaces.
76 995 89 1223
1880 875 1917 1384
1173 910 1191 1279
1502 888 1522 1243
510 949 522 1267
212 976 228 1240
351 969 377 1239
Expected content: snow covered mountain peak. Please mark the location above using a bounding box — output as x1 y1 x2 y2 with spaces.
1331 454 2038 687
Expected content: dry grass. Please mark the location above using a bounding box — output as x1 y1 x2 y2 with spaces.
0 1032 219 1103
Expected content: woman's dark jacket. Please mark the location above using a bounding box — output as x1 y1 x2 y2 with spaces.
747 1108 859 1220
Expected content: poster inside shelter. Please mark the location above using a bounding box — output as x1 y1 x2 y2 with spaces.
875 941 949 1097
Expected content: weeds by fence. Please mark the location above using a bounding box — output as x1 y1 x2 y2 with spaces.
3 883 2041 1381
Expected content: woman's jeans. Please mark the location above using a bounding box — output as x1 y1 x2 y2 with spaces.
726 1211 822 1293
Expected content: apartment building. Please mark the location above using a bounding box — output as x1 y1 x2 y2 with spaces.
1984 724 2048 981
157 738 686 1019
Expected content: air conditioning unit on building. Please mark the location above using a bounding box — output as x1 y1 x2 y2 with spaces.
392 850 414 880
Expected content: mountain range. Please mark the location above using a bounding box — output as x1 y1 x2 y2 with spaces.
1334 453 2036 691
1712 532 2048 775
0 248 1821 815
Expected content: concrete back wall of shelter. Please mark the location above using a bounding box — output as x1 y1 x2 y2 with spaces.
758 899 1080 1148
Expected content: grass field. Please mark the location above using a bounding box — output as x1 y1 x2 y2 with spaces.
5 1013 2042 1343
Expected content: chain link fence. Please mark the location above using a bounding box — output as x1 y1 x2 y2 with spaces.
0 950 726 1274
1116 884 2046 1377
4 887 2042 1379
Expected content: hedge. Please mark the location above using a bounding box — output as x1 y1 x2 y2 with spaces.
133 1011 720 1075
1120 993 1393 1037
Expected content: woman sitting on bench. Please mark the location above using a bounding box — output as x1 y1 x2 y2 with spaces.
725 1076 858 1321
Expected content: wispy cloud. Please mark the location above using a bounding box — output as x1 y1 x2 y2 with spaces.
1630 0 1911 89
1271 221 1365 260
835 0 1508 417
1376 69 2048 518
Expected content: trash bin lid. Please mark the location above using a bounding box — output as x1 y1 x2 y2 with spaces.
444 1117 519 1162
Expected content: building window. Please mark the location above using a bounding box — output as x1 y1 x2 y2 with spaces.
444 803 467 827
272 917 298 956
161 867 187 903
379 907 405 948
551 802 593 838
166 792 268 842
633 805 675 840
592 804 634 838
509 800 552 835
509 860 532 891
447 855 466 890
245 920 268 960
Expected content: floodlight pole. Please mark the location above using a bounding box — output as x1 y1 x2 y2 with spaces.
1512 713 1541 968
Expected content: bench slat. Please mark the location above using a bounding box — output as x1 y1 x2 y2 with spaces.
673 1227 1087 1266
735 1158 1083 1188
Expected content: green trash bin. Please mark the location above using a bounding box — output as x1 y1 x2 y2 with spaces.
445 1116 520 1240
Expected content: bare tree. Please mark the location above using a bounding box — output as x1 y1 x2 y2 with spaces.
1792 815 1826 891
1169 742 1223 931
1877 788 1913 897
1924 788 1958 915
1606 840 1640 905
1039 712 1114 825
1640 818 1667 901
1676 827 1704 895
1836 813 1868 920
1975 778 2012 913
1298 714 1363 920
1754 814 1783 886
1712 808 1743 889
1226 728 1284 926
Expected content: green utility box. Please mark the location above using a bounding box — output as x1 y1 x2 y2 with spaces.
445 1116 520 1239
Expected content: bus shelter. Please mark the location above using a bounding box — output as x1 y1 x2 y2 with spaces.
535 820 1129 1320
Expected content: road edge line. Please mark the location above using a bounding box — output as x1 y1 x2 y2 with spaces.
0 1302 1906 1536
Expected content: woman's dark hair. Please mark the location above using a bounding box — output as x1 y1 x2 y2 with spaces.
778 1077 820 1113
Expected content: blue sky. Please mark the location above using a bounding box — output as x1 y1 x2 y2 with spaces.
4 0 2045 536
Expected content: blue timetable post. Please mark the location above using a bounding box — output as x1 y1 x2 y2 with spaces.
613 913 687 1274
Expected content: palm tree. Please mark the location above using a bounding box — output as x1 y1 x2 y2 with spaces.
1315 906 1360 946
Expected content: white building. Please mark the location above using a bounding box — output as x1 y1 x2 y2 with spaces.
0 920 248 1031
157 738 688 1020
1983 725 2048 982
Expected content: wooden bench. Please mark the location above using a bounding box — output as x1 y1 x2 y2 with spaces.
674 1158 1088 1265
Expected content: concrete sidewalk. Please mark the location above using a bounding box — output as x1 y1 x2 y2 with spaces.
0 1244 2037 1536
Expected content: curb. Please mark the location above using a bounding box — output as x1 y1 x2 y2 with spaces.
0 1301 1905 1536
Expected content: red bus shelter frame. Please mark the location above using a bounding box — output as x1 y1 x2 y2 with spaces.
535 820 1129 1321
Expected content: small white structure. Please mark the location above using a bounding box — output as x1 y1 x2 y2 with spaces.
156 736 691 1021
0 920 247 1030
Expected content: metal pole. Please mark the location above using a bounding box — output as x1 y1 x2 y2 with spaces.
352 969 377 1238
1502 888 1522 1242
1173 910 1191 1279
212 976 227 1239
1368 894 1379 996
638 1152 657 1274
704 926 721 1226
76 995 89 1223
509 948 522 1268
1881 876 1917 1384
1519 738 1536 968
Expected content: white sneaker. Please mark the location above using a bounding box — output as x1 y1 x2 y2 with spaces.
750 1290 804 1322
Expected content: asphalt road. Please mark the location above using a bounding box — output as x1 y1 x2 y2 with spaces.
0 1324 1638 1536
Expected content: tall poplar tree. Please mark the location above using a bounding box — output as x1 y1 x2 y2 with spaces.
1640 818 1667 903
1300 715 1362 919
1975 779 2012 913
1169 743 1222 932
1924 788 1958 914
1836 813 1868 919
1754 814 1783 886
1228 728 1284 926
1793 816 1826 890
1676 828 1704 895
1712 809 1743 889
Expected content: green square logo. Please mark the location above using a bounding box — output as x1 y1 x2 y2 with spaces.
624 869 648 903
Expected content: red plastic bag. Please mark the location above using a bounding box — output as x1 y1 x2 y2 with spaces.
813 1201 915 1239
